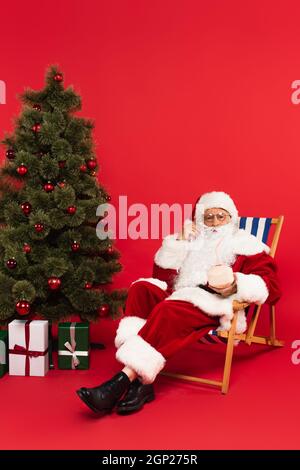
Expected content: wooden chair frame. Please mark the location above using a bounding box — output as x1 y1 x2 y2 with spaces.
161 216 284 394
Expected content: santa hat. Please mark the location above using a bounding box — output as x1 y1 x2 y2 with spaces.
194 191 239 224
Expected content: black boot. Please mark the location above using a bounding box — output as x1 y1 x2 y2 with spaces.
116 379 155 414
76 372 130 415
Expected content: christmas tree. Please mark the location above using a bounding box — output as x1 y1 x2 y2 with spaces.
0 66 126 323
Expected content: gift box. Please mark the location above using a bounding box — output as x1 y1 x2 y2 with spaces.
58 322 89 369
9 320 49 376
0 330 8 378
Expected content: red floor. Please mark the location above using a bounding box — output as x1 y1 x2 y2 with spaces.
1 298 299 450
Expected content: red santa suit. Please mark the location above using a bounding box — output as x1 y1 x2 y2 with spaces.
115 192 281 384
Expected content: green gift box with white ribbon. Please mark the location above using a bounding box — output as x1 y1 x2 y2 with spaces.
58 322 89 370
0 330 8 378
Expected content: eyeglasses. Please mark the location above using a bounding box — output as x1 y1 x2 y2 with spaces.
204 213 231 224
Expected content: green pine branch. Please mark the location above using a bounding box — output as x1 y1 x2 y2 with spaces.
0 65 127 324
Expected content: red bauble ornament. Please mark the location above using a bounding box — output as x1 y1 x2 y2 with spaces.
84 282 93 289
71 241 80 252
66 206 76 215
16 300 30 316
58 160 66 169
53 73 63 82
23 243 31 254
48 277 61 290
107 244 114 254
34 223 44 233
21 201 32 215
86 159 97 170
80 164 87 172
33 104 41 111
17 164 28 176
57 181 66 188
6 149 15 160
6 258 17 269
43 181 55 192
32 123 41 133
98 304 109 317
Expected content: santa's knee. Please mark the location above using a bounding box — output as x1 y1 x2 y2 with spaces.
149 301 178 324
125 281 153 308
128 280 156 297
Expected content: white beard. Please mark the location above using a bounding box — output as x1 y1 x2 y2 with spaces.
174 222 238 290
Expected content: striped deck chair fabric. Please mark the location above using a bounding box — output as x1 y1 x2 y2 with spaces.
199 217 273 344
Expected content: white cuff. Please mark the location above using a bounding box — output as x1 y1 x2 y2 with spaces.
115 316 146 349
116 335 166 384
235 272 269 304
154 234 190 270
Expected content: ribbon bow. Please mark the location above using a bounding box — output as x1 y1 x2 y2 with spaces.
64 341 80 369
8 321 48 375
11 344 43 358
58 322 89 368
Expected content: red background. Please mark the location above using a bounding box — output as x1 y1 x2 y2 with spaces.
0 0 299 450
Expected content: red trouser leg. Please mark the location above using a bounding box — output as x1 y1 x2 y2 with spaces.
138 299 220 359
116 281 220 383
114 281 169 349
124 281 169 319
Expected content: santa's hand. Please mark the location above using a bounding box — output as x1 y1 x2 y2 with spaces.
177 221 200 241
208 280 237 297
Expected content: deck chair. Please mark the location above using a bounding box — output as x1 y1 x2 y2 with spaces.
161 215 284 394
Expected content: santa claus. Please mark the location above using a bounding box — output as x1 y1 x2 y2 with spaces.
76 191 281 416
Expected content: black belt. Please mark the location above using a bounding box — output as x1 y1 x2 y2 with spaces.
197 284 222 296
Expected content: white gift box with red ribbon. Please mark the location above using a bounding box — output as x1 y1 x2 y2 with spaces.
9 320 49 377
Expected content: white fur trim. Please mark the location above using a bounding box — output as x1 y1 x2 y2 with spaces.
217 310 247 334
131 278 168 291
235 272 269 304
218 315 233 331
154 234 190 270
233 230 270 256
114 316 146 349
166 287 233 318
236 310 247 334
116 335 166 384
